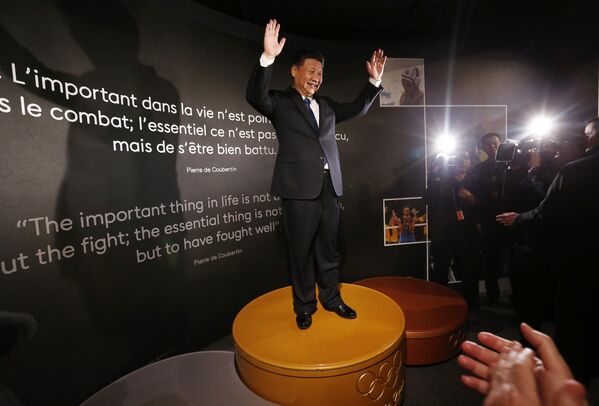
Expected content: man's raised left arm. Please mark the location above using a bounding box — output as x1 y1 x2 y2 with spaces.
332 49 387 123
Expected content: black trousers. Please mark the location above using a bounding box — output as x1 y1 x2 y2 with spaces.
480 224 502 299
431 236 480 310
509 244 554 331
281 172 342 315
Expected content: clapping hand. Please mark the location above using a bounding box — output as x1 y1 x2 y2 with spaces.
458 323 587 406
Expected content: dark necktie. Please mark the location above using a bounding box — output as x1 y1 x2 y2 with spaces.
304 97 328 167
303 97 318 128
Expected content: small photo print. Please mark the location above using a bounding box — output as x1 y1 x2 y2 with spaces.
380 58 425 107
383 197 427 246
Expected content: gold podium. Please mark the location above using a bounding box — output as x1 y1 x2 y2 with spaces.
233 284 406 406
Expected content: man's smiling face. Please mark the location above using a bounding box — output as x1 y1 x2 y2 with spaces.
291 58 323 98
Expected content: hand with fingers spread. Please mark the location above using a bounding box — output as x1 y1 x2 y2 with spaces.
366 49 386 81
458 329 516 395
458 323 587 406
263 19 286 59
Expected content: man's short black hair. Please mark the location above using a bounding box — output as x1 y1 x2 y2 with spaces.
481 132 501 146
291 49 325 68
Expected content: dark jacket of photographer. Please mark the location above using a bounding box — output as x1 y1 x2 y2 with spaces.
425 171 479 249
470 159 504 230
504 165 554 253
515 146 599 381
517 146 599 269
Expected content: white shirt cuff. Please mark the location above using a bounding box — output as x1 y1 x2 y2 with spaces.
259 53 275 67
369 77 382 87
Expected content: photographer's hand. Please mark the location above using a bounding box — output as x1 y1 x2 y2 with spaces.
496 212 518 227
459 187 477 204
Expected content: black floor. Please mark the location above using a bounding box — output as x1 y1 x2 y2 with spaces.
205 278 599 405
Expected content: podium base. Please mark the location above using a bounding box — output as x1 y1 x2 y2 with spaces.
356 277 467 365
233 284 406 406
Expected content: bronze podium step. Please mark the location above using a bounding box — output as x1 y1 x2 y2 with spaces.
355 277 467 365
233 283 407 405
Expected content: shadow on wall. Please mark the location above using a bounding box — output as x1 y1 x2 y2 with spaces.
0 0 190 403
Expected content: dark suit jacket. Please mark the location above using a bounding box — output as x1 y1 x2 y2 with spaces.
517 148 599 274
424 173 479 249
246 63 381 199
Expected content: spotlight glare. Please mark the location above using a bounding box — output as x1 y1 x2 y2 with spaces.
435 133 456 154
528 115 554 137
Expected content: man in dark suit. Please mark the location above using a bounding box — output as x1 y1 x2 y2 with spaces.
246 19 385 329
470 132 503 305
425 149 481 310
496 117 599 383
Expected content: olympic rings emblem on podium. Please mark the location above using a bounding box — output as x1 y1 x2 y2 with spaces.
449 327 466 350
355 350 403 401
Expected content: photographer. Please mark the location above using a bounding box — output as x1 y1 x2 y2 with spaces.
425 149 481 311
555 132 587 168
470 133 503 305
496 117 599 383
500 137 560 337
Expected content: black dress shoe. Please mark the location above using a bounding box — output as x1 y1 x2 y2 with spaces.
325 303 357 319
296 312 312 329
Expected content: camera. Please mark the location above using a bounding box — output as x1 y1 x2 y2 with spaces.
431 153 456 174
496 139 539 163
495 138 558 166
433 153 463 167
495 142 518 163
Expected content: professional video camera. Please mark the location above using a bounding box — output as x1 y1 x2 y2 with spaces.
495 137 559 167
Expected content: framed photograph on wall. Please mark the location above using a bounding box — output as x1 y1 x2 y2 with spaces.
380 58 425 107
383 197 427 246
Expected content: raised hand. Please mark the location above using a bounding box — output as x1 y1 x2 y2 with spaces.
366 49 387 81
263 19 286 59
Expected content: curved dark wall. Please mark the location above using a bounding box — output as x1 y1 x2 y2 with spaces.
0 0 596 404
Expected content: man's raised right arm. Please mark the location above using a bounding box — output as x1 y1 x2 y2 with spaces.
246 19 286 116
